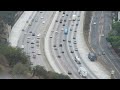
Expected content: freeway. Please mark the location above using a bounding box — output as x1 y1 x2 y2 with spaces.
90 11 120 79
17 11 55 71
48 11 97 79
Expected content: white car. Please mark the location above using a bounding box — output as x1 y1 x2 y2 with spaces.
42 21 45 24
55 31 58 33
61 28 64 31
27 37 30 39
78 67 87 78
93 22 96 25
41 17 44 19
21 45 24 49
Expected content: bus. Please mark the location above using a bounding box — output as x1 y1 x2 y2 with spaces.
64 28 68 35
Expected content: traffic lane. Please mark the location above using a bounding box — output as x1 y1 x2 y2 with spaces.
59 11 80 78
27 12 53 69
90 11 103 54
54 11 78 78
17 12 40 47
49 11 68 74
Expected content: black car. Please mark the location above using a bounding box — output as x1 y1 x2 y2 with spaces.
58 55 61 58
71 51 74 53
68 71 72 75
53 45 56 47
32 33 35 36
59 44 62 47
88 52 97 61
61 51 64 53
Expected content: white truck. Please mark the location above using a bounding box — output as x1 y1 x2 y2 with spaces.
78 67 87 78
72 15 76 21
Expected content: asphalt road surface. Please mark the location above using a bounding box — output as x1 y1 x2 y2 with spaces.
90 11 120 79
17 11 55 71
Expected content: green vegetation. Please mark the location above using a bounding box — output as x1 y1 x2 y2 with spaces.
0 45 70 79
107 21 120 56
0 11 18 26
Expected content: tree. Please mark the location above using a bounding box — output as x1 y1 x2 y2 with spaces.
11 63 30 76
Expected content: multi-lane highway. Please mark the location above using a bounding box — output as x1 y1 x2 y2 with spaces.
90 11 120 79
9 11 114 79
48 11 97 79
17 11 55 71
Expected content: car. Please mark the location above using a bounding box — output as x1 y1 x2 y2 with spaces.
29 31 32 33
74 41 77 44
53 45 56 47
60 19 62 23
37 37 40 39
56 20 58 22
40 12 42 13
88 52 97 61
22 29 24 31
55 31 58 33
63 24 65 26
62 14 64 17
36 44 39 47
31 46 34 48
101 34 104 37
36 40 39 43
69 19 71 21
102 50 105 55
42 21 45 24
27 37 30 39
74 30 77 32
68 40 71 43
32 51 35 53
63 12 65 14
37 52 41 55
32 33 35 36
59 44 62 47
73 37 76 39
57 55 61 58
71 51 74 53
78 19 80 21
75 59 81 64
35 20 38 22
27 41 29 43
66 14 68 16
31 18 34 21
76 23 78 26
63 39 66 41
41 17 43 19
33 55 36 58
70 29 72 31
31 42 34 44
93 22 96 25
64 20 66 22
50 36 52 38
61 51 64 53
78 15 80 17
75 48 78 51
21 45 24 49
54 48 57 50
72 23 74 26
61 28 64 31
68 71 72 75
